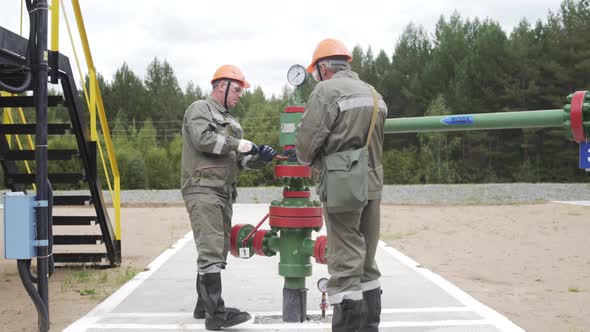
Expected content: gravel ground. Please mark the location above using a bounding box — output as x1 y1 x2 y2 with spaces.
23 183 590 205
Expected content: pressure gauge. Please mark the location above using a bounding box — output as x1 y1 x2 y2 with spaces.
317 277 329 293
287 64 307 87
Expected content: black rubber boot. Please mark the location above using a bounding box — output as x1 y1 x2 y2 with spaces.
360 288 382 332
198 272 251 330
194 273 240 320
193 273 206 319
332 299 363 332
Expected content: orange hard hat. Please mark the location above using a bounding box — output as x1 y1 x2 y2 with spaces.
306 38 352 73
211 64 251 88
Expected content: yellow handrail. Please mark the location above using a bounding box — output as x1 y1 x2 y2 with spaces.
58 0 121 240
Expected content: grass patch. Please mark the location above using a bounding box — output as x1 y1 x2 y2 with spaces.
60 265 139 300
568 287 580 293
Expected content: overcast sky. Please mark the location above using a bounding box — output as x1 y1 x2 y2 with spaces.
1 0 564 97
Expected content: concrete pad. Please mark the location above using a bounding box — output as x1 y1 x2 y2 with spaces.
65 204 524 332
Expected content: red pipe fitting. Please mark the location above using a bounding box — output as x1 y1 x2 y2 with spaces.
314 235 328 264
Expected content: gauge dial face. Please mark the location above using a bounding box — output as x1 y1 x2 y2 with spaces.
287 64 307 86
317 277 329 292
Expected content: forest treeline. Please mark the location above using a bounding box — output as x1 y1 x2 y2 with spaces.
13 0 590 189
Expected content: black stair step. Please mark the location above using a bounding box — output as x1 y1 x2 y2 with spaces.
53 235 104 245
2 149 78 161
53 253 107 263
53 195 93 206
0 123 72 135
0 95 64 108
6 173 84 184
52 216 97 226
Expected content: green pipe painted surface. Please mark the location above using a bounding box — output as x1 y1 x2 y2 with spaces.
301 238 315 257
278 228 313 283
384 109 567 134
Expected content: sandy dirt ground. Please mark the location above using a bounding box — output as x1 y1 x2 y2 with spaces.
0 203 588 331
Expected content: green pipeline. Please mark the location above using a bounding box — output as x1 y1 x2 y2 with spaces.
384 109 568 134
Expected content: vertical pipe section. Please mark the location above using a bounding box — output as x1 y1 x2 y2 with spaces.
33 0 50 331
279 228 313 322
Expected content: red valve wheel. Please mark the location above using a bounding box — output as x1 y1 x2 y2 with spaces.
230 224 254 258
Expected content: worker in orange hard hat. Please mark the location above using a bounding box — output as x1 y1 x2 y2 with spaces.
296 38 386 331
306 38 353 82
181 64 277 330
210 64 251 109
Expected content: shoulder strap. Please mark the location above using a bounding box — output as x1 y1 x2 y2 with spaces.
365 87 380 148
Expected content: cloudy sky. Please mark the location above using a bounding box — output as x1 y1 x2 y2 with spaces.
1 0 564 97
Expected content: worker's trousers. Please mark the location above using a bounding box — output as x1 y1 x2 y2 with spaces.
324 199 381 304
183 191 233 273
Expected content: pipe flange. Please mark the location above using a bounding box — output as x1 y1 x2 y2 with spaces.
314 235 328 264
252 229 274 257
275 165 312 178
570 90 588 143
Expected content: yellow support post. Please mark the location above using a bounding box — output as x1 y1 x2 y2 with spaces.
51 0 59 52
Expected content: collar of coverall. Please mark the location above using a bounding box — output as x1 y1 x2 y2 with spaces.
206 96 230 115
330 69 358 80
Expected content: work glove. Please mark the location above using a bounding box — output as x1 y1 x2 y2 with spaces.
259 145 278 162
237 139 259 155
283 147 298 162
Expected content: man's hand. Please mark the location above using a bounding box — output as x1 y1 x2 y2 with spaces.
259 145 278 162
238 139 259 155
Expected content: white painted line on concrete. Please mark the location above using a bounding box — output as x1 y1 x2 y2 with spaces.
551 200 590 206
90 319 492 330
101 306 472 318
63 232 194 332
379 241 525 332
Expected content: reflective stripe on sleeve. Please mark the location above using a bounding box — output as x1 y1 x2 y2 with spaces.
338 97 386 112
212 134 225 154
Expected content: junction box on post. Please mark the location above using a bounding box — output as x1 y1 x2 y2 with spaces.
3 192 38 259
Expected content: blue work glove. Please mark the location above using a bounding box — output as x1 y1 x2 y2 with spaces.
283 147 298 162
259 144 278 162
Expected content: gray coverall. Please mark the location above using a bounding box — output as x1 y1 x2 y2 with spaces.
295 70 387 304
181 96 264 273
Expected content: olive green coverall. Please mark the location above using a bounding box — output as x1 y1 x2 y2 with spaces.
181 96 264 273
295 70 387 304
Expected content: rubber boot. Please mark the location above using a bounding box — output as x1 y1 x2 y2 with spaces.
193 273 206 319
360 288 382 332
194 273 241 320
198 272 251 330
332 299 363 332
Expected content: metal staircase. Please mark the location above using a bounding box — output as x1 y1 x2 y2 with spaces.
1 23 120 266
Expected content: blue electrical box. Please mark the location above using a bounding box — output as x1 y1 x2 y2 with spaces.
3 192 37 259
